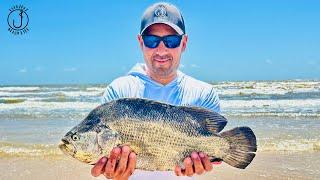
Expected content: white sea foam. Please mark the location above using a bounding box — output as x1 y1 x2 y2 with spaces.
1 81 319 98
259 139 320 152
0 90 103 98
0 97 319 118
0 142 61 157
213 81 320 96
0 101 99 111
221 99 320 109
57 90 103 97
1 98 318 112
0 86 40 92
86 87 106 92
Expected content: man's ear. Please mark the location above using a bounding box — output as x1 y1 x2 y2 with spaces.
137 34 144 50
181 34 188 52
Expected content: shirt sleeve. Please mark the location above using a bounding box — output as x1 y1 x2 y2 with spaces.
101 85 120 104
200 87 221 113
101 75 143 104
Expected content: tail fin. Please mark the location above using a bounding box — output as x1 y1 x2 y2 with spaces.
220 127 257 169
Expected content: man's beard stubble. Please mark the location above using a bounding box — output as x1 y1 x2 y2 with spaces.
151 53 175 77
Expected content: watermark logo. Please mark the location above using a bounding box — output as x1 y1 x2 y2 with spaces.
7 5 29 35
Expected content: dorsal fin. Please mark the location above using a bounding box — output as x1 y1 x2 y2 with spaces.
180 106 227 133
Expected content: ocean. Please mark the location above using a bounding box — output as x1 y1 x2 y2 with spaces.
0 80 319 158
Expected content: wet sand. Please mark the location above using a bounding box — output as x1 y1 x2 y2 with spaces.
1 152 319 180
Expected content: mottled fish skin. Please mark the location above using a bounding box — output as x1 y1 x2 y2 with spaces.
108 119 229 171
59 98 257 171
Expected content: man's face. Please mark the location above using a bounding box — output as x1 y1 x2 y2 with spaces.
138 23 188 77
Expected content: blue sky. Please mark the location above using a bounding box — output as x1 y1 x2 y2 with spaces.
1 0 319 85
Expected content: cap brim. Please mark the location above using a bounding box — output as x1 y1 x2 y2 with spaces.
140 21 184 35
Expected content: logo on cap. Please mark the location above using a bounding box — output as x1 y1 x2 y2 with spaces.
154 5 167 18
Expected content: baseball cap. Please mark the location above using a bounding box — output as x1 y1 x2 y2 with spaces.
140 2 185 35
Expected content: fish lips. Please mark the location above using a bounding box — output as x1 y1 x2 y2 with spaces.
58 138 76 157
58 138 99 165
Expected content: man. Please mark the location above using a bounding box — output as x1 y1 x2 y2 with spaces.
91 2 221 180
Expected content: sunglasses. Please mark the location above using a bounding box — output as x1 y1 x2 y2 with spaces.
142 35 183 49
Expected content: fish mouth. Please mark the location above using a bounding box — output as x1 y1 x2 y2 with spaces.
58 138 76 156
58 139 96 164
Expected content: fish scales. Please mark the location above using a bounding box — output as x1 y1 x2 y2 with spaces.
109 119 228 170
106 99 211 137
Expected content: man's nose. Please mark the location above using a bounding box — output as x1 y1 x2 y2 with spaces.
156 41 168 53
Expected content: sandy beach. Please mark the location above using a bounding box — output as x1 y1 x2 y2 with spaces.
1 152 319 180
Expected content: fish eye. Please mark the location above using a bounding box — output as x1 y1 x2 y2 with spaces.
71 134 80 141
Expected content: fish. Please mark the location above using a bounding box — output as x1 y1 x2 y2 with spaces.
59 98 257 171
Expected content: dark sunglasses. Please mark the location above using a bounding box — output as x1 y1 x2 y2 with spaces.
142 35 183 49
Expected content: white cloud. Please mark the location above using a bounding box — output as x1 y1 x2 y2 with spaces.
121 66 127 71
19 68 27 73
190 64 200 68
35 66 44 72
265 59 272 64
307 60 317 65
63 67 77 72
179 64 185 68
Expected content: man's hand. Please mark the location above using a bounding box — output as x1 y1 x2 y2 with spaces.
174 152 222 177
91 146 136 180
